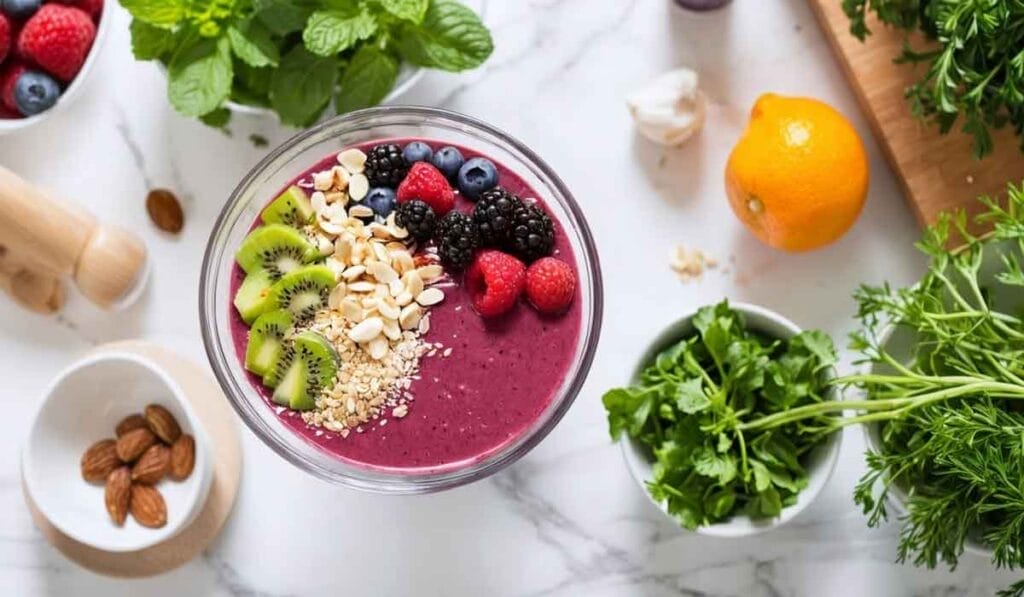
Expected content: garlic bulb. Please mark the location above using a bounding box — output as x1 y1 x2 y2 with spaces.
626 68 706 146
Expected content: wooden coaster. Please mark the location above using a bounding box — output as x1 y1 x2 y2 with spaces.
22 341 243 577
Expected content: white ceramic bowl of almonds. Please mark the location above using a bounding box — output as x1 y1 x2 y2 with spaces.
22 352 213 552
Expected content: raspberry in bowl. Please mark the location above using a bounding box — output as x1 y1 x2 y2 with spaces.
0 0 107 132
201 107 602 493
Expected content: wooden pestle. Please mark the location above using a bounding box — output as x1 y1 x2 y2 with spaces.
0 165 147 309
0 246 64 314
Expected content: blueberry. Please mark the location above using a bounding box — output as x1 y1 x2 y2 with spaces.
402 141 433 164
13 71 60 116
2 0 41 19
365 187 397 218
456 157 499 200
431 146 464 181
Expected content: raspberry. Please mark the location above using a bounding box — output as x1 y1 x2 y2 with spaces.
0 14 10 65
466 250 526 317
0 64 26 113
397 162 455 216
57 0 104 19
18 5 95 82
525 257 576 314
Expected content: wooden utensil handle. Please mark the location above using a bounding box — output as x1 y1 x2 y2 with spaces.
0 165 146 308
0 246 64 314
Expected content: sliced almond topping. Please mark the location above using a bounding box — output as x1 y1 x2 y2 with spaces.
349 205 374 219
417 264 444 282
332 166 350 191
388 279 404 297
334 237 352 262
348 317 383 343
416 288 445 306
349 173 369 201
315 233 335 256
313 170 334 191
325 191 348 207
403 270 424 297
395 290 413 307
378 299 401 321
311 191 328 215
342 265 366 281
382 319 402 340
389 225 409 240
319 219 346 236
342 298 363 321
328 283 348 310
373 283 389 300
326 256 347 277
399 303 423 330
361 297 378 309
367 336 389 360
367 261 398 284
337 148 367 174
371 242 390 264
348 281 376 293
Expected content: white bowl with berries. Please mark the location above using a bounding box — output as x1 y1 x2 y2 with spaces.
0 0 108 134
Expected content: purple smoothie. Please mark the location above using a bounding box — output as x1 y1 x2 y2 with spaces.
229 140 582 473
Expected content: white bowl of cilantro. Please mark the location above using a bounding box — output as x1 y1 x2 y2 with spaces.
121 0 492 127
605 301 842 537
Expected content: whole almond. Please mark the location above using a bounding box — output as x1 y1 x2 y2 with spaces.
104 467 131 526
115 414 147 437
81 439 120 482
116 427 156 463
146 189 184 234
131 443 170 484
129 484 167 528
144 404 181 444
169 434 195 480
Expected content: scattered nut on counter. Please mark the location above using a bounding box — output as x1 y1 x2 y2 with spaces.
626 68 707 146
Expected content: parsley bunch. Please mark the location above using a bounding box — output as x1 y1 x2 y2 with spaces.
605 184 1024 594
120 0 493 127
842 0 1024 158
602 302 841 529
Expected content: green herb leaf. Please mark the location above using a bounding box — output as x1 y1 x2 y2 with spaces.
120 0 186 27
379 0 429 23
303 9 378 57
269 45 338 127
228 19 280 68
253 0 315 35
200 107 231 128
129 19 181 61
168 36 233 117
395 0 493 72
692 447 736 484
335 45 399 113
672 378 709 414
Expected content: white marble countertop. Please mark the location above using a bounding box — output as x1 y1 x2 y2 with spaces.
1 1 1019 595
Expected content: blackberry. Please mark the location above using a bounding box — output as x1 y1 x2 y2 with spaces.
364 143 409 188
472 187 523 247
436 211 479 269
509 203 555 262
395 200 437 242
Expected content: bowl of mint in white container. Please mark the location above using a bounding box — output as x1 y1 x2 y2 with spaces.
607 301 842 538
127 0 492 127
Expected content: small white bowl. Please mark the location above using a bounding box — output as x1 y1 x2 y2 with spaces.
22 352 213 552
620 302 842 538
0 0 112 135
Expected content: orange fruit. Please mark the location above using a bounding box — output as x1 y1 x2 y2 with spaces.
725 93 869 252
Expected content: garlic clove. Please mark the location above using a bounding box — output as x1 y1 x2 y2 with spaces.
626 68 707 146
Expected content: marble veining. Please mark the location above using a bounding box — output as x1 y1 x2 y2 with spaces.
1 1 1021 596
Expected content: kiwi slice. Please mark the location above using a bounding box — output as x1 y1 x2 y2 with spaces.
245 310 294 378
268 264 335 323
235 224 317 277
233 270 276 324
269 331 339 410
261 186 315 228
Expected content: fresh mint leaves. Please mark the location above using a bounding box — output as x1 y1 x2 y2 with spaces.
602 301 838 529
120 0 493 127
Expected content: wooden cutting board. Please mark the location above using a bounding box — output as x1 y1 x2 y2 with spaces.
807 0 1024 226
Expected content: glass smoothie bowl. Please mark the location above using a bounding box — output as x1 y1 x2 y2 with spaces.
200 107 603 493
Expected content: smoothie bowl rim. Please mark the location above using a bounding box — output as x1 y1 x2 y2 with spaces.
200 105 604 493
619 301 842 538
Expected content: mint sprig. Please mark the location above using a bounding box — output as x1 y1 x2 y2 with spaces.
120 0 494 127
